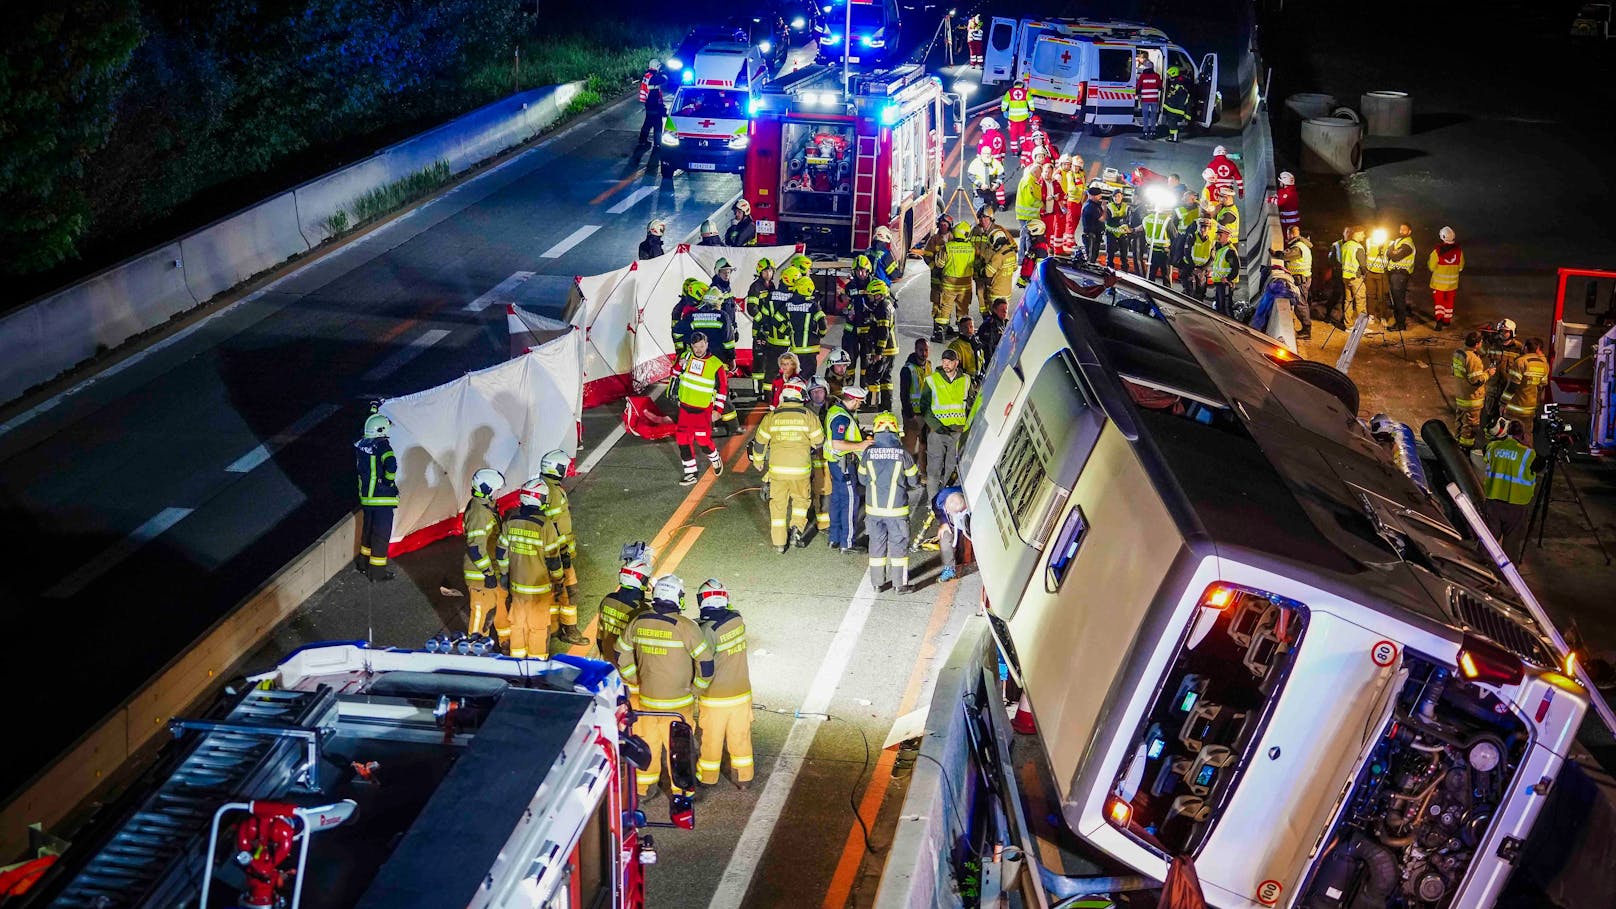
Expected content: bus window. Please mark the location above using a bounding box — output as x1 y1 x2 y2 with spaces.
1096 47 1133 83
781 121 854 217
993 351 1103 551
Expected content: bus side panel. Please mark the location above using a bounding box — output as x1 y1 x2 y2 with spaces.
745 119 783 244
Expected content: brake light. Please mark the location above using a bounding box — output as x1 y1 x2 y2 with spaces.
1076 81 1087 104
1457 636 1524 686
1105 795 1132 828
1201 584 1235 609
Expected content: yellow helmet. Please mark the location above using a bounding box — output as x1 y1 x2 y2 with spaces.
789 253 813 272
872 412 901 433
682 277 709 298
951 221 972 239
866 279 890 297
852 254 873 271
792 274 816 296
756 257 775 274
777 264 802 286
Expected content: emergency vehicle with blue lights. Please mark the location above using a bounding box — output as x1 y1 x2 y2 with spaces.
660 42 773 180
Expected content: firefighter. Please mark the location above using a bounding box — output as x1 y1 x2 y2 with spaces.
1502 337 1550 437
862 279 898 411
806 377 834 535
638 59 668 149
710 257 737 296
639 218 667 260
1184 217 1215 299
824 346 855 399
725 199 758 246
1170 191 1199 277
1451 331 1494 449
1277 171 1300 232
825 385 872 552
972 206 1011 314
983 230 1016 315
762 264 799 388
899 338 932 473
1000 80 1032 154
750 379 824 552
1428 226 1465 329
966 14 985 67
923 214 954 330
857 411 919 592
979 298 1009 372
1340 226 1368 327
1080 186 1106 264
746 258 778 387
1481 319 1523 431
695 579 754 788
968 147 1005 213
1014 158 1045 264
867 226 898 284
1161 65 1192 142
599 556 650 666
617 574 712 799
356 413 399 582
1141 198 1176 284
1284 226 1314 339
1482 421 1538 553
1386 222 1416 332
537 449 587 644
1208 227 1241 318
978 117 1007 167
1103 189 1133 274
672 331 729 485
1136 60 1163 139
784 269 828 377
497 479 565 659
1018 218 1051 287
463 467 507 643
840 255 875 372
670 278 707 349
696 220 721 247
935 222 977 342
921 349 974 504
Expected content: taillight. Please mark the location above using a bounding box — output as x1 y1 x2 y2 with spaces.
1201 583 1235 609
1076 81 1087 104
1105 795 1132 828
1457 636 1524 686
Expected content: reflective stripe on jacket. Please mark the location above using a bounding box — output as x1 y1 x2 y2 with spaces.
462 495 501 582
859 433 918 517
1482 438 1537 506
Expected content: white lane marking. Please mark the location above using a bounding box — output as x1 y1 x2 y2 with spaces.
45 507 196 599
606 185 658 214
361 329 451 382
466 271 536 312
225 403 341 473
707 576 877 909
540 225 601 259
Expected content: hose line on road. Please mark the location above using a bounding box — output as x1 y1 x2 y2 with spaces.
754 704 878 854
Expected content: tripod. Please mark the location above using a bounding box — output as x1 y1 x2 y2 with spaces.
1526 435 1613 565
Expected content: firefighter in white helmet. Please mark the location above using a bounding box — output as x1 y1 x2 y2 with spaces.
356 413 398 581
463 467 507 643
617 575 712 798
695 579 754 788
639 218 667 260
599 555 651 689
538 449 587 645
496 479 566 659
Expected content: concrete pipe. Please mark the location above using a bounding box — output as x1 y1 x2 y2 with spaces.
1301 116 1363 175
1283 92 1338 121
1361 90 1413 136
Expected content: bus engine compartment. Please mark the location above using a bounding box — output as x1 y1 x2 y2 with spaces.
1301 653 1528 908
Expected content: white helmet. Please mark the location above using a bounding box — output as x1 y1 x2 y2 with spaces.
697 578 730 610
1201 167 1216 182
1213 145 1227 156
807 376 830 398
539 448 569 480
620 557 652 590
840 384 868 402
647 218 668 236
363 413 391 439
701 219 718 237
648 57 662 70
734 198 752 216
471 467 505 498
981 117 999 130
873 225 893 243
1439 226 1456 243
517 478 549 508
826 347 852 369
1500 318 1517 333
779 379 806 402
651 574 686 607
1278 171 1295 186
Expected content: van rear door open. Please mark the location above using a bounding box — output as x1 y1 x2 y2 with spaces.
1197 52 1219 127
1027 35 1086 115
982 17 1018 83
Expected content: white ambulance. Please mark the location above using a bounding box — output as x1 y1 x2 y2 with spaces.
980 17 1219 135
660 42 773 179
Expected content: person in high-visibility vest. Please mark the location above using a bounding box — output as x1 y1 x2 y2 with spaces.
355 413 399 581
968 148 1005 214
1060 154 1086 253
1451 331 1494 448
497 480 566 659
923 215 954 331
1141 202 1176 284
598 556 650 667
1161 66 1193 142
862 279 899 411
971 205 1010 313
1283 225 1314 339
1481 420 1538 554
1481 319 1523 433
751 379 822 549
695 579 755 788
1365 228 1392 327
1502 337 1550 437
899 338 932 473
617 574 711 798
1340 226 1368 327
672 332 729 485
1018 218 1052 286
1103 189 1134 273
1185 217 1216 299
966 15 985 67
463 468 507 643
824 385 872 551
1385 222 1417 332
859 412 920 592
983 231 1017 312
1014 158 1045 264
1136 60 1163 139
1428 226 1465 329
538 449 588 645
935 221 978 341
1170 190 1199 270
920 349 975 504
1000 80 1032 154
1207 227 1241 317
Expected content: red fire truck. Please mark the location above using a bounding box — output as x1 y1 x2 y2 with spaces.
743 63 948 261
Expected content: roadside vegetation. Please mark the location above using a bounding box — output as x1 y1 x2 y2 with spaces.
0 2 683 303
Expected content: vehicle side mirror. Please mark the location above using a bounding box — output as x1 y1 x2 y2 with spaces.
667 720 699 793
621 733 653 771
669 793 696 830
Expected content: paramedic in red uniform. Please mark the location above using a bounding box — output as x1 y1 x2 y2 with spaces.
1277 171 1301 231
1206 145 1244 198
978 117 1006 166
1135 61 1163 139
1000 81 1032 157
672 332 729 485
966 15 985 67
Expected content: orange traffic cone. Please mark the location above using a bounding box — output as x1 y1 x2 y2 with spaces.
1011 693 1036 734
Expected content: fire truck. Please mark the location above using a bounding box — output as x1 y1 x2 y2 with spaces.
12 642 696 909
743 63 948 261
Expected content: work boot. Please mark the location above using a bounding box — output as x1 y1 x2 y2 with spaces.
556 624 589 646
931 325 947 342
733 777 752 791
712 460 724 477
897 582 914 594
680 471 698 486
353 554 367 574
368 565 397 582
779 542 791 554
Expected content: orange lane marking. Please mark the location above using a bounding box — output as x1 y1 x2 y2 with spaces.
1098 135 1113 154
820 579 959 909
649 407 765 555
590 167 648 206
658 525 705 574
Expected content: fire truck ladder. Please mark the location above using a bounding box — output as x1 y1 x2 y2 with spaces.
852 134 880 251
47 685 337 909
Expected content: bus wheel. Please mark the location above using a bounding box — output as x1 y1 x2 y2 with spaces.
1281 359 1361 414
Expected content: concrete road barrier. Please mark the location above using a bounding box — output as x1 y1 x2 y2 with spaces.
179 192 309 304
1302 112 1364 175
0 512 358 860
1361 91 1413 137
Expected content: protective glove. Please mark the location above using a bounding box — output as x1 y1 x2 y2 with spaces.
483 573 498 590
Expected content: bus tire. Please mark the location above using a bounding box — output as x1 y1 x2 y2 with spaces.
1281 359 1360 414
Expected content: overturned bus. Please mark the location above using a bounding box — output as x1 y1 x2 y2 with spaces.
947 260 1589 908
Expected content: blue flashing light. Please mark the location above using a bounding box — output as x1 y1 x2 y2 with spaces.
681 70 694 84
821 33 843 45
748 98 762 116
879 103 901 126
860 35 873 47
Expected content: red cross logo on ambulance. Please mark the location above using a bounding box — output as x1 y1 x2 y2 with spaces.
698 119 716 128
1060 50 1072 64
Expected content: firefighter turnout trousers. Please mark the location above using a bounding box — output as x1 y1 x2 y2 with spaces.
636 709 695 796
698 701 753 785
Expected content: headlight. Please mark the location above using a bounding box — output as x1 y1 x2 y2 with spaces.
759 40 772 53
861 36 884 48
821 33 842 44
660 132 680 147
729 136 750 150
791 16 806 28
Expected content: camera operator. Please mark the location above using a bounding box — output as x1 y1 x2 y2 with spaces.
1481 419 1539 554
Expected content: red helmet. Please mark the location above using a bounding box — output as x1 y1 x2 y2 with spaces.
1029 114 1043 130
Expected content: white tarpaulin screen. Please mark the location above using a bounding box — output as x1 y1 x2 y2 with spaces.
380 328 584 552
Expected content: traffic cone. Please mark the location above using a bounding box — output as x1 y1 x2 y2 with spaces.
1011 694 1036 734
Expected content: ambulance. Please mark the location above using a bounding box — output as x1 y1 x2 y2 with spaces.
980 17 1219 135
660 41 773 179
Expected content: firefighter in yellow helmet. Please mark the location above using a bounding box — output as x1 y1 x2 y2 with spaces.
859 412 919 592
861 279 899 410
934 221 978 341
749 377 825 552
617 574 712 798
463 467 508 644
538 449 587 645
695 579 754 788
496 479 566 659
356 413 399 581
